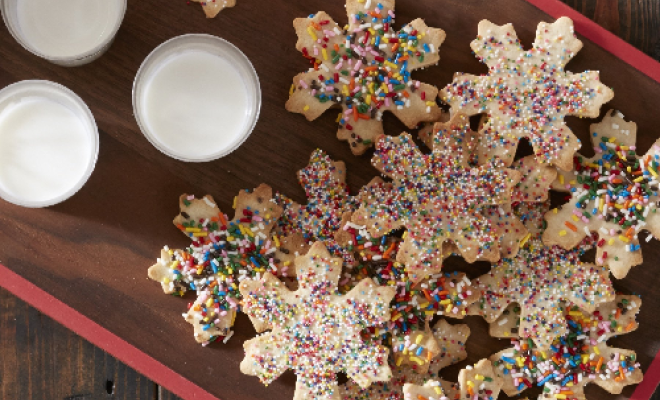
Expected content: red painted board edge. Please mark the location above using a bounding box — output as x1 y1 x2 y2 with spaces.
632 350 660 400
0 264 219 400
1 1 660 400
525 0 660 84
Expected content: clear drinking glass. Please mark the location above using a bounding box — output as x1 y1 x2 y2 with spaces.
1 0 127 66
0 80 99 208
132 34 261 162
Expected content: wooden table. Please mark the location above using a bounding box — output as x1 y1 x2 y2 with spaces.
0 0 658 399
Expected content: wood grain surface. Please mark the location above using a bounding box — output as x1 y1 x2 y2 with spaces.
0 0 659 400
0 288 155 400
564 0 660 60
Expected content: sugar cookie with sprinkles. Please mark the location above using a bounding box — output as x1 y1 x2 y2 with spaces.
353 113 521 282
491 295 643 399
402 359 504 400
468 200 615 349
239 242 396 400
275 149 373 266
421 120 556 260
173 187 281 241
440 17 614 171
341 319 470 400
148 184 286 345
172 187 290 278
544 110 660 279
286 0 445 155
189 0 235 18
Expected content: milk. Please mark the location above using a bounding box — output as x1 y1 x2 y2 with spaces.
0 98 93 204
14 0 124 59
133 34 261 162
141 51 249 160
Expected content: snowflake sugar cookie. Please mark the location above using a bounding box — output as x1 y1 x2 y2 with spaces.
469 200 615 349
148 185 287 344
240 242 396 400
286 0 445 155
420 120 557 260
353 113 521 282
440 17 613 170
491 295 643 398
544 110 660 279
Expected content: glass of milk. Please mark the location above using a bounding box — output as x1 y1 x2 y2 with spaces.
0 81 99 208
133 34 261 162
1 0 127 66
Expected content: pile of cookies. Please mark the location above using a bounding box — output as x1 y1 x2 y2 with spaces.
149 1 653 399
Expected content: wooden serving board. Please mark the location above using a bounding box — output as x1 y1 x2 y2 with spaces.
1 0 659 399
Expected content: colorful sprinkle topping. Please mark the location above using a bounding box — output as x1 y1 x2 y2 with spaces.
148 186 284 345
276 149 360 265
545 110 660 279
353 113 519 281
492 295 643 399
240 242 395 400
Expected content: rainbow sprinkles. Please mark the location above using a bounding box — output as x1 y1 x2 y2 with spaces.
544 110 660 279
148 185 289 345
491 295 643 399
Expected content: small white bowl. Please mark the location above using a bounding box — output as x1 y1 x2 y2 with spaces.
0 81 99 208
1 0 127 66
132 34 261 163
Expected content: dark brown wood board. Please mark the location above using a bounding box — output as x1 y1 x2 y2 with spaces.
0 288 156 400
0 0 659 399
